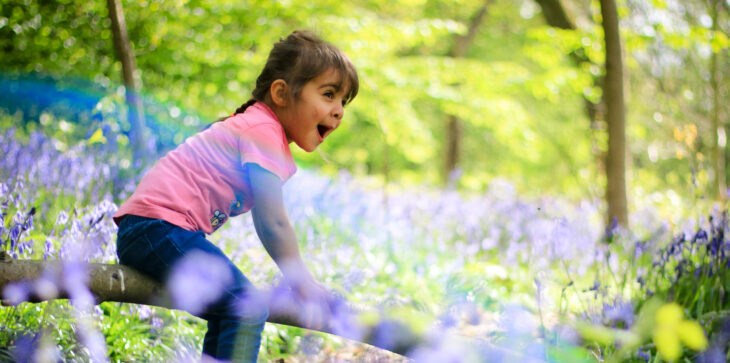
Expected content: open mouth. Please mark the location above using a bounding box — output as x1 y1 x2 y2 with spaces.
317 125 329 139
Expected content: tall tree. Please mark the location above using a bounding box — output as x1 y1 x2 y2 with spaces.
709 0 726 201
443 0 490 185
534 0 611 208
107 0 145 160
600 0 628 227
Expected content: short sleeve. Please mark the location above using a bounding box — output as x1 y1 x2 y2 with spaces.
238 124 297 182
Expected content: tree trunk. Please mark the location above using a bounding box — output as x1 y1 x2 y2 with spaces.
107 0 146 159
443 1 490 185
599 0 628 228
710 0 726 201
444 115 462 184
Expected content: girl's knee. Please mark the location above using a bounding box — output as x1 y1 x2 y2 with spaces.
235 293 269 325
205 289 269 325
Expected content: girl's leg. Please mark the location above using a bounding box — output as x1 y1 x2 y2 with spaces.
116 215 268 362
200 276 268 361
219 318 266 361
192 242 268 361
202 318 221 356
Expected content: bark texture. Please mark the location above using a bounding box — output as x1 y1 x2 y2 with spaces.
534 0 575 29
599 0 628 227
0 257 422 356
710 0 726 201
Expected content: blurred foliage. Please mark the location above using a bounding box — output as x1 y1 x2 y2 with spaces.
2 1 729 360
0 0 728 218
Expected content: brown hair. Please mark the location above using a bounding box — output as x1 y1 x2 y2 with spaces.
234 30 359 115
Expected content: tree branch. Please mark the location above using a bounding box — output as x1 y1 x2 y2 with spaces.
533 0 575 30
0 257 422 356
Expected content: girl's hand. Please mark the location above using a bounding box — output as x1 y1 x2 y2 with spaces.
290 277 333 330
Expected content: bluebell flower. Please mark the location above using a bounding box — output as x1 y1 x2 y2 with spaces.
10 333 39 363
439 311 458 329
0 211 5 239
693 229 708 244
696 346 726 363
370 319 415 352
636 347 650 361
2 281 30 305
8 224 20 253
298 334 323 356
603 300 634 328
61 261 95 310
167 250 233 315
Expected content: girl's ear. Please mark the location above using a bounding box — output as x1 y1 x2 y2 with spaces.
270 79 289 107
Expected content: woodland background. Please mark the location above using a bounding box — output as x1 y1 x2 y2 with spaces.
0 0 729 362
1 0 727 222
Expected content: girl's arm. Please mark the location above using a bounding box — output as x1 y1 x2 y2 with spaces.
248 164 330 324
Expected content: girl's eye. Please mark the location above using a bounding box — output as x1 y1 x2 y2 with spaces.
324 91 334 99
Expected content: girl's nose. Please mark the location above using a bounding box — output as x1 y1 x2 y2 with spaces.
332 104 343 121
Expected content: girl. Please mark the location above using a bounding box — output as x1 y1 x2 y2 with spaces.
113 30 358 362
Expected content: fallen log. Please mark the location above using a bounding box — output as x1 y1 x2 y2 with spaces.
0 253 422 356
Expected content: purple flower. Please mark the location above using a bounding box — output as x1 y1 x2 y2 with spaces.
603 300 634 328
0 210 5 237
439 311 457 329
167 250 233 315
2 282 29 305
697 345 726 363
370 319 417 353
151 317 163 330
299 334 323 356
23 207 35 229
327 296 363 341
8 224 20 252
137 305 152 320
43 237 55 260
11 333 39 362
32 273 59 300
55 210 69 225
636 348 650 361
62 261 95 309
693 229 708 244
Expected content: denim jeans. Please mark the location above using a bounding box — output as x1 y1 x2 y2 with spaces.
116 215 268 362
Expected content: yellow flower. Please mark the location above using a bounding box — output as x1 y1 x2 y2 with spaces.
653 303 708 361
655 303 683 326
654 328 681 361
677 320 708 351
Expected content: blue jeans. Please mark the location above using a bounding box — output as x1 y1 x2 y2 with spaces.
116 215 268 362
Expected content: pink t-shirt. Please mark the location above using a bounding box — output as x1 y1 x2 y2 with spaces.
113 102 297 234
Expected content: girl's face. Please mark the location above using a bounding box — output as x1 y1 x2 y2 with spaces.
277 68 349 152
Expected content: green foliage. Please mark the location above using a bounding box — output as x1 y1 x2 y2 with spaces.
1 0 728 360
2 0 726 207
1 0 600 198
